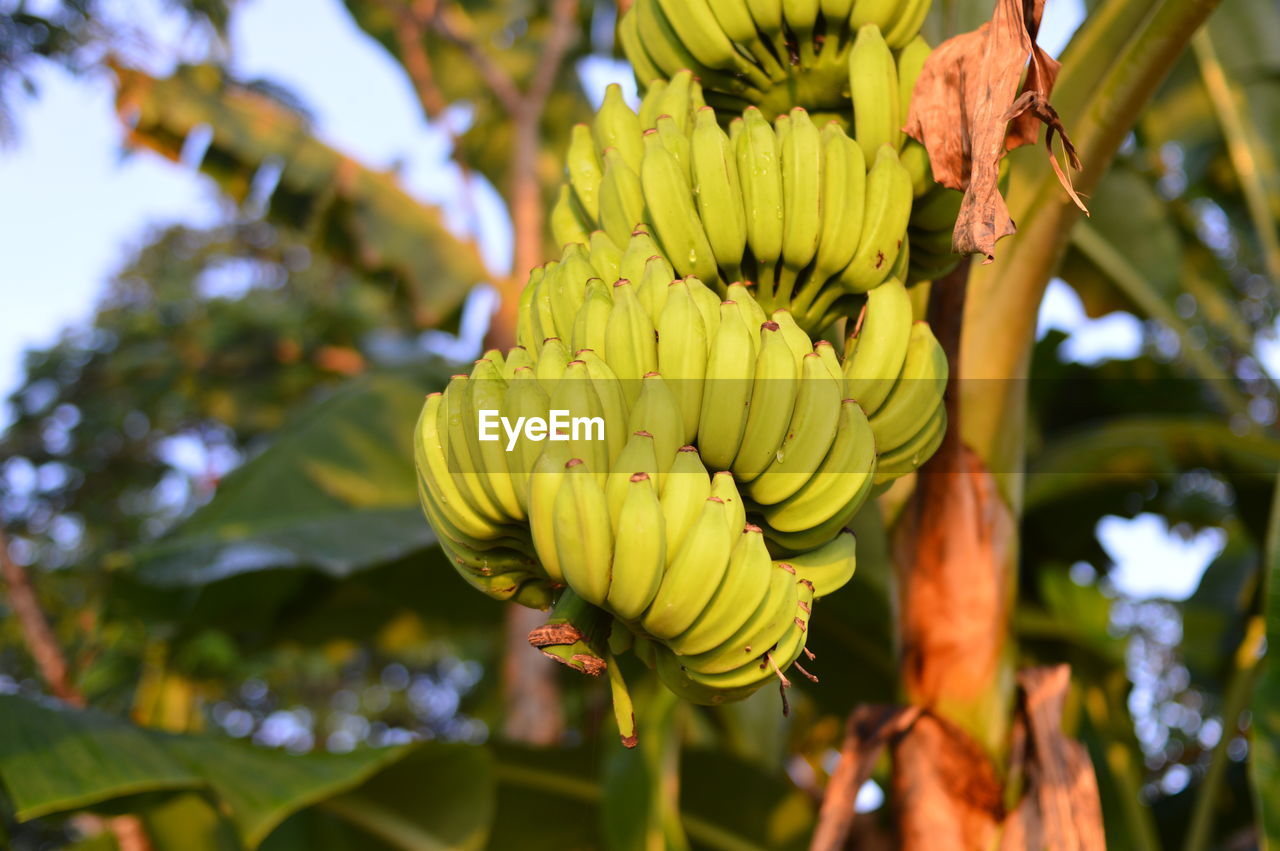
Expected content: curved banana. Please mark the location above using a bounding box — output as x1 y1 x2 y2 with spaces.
842 277 913 414
848 24 901 160
567 123 603 221
607 472 668 619
660 445 712 557
868 321 947 453
656 279 708 443
572 277 613 356
551 185 591 249
605 278 659 390
593 83 644 174
732 321 799 482
747 352 842 505
627 372 686 473
691 106 747 283
553 458 614 606
697 300 756 470
735 107 784 300
600 148 647 248
783 528 857 597
776 107 822 304
839 144 912 292
666 524 773 655
641 130 719 285
642 496 734 638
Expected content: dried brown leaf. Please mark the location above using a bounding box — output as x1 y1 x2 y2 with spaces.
1000 666 1106 851
905 0 1086 261
891 712 1004 850
810 705 922 851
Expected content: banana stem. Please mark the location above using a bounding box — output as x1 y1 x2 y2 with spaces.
528 589 612 676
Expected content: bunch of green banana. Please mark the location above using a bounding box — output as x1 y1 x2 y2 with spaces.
551 76 915 335
617 0 931 122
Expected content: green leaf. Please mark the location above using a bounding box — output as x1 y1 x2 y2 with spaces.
0 695 199 822
141 793 243 851
1026 416 1280 511
489 743 812 851
1059 164 1182 318
1250 472 1280 848
316 745 495 851
163 737 410 848
0 695 413 849
802 499 898 710
112 63 489 327
126 369 444 586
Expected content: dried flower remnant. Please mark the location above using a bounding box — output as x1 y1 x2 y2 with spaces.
905 0 1086 262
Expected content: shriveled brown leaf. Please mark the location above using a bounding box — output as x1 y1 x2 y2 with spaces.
905 0 1085 261
810 705 922 851
891 712 1005 850
1000 666 1106 851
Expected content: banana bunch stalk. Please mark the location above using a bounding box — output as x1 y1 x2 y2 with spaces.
618 0 932 121
554 71 919 334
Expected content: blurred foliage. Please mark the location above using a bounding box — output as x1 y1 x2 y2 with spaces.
2 0 1280 848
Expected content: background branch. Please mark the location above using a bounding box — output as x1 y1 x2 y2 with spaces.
429 3 523 115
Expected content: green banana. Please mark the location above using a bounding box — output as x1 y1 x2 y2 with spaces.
735 107 784 298
637 253 674 321
655 113 692 182
620 227 662 285
535 337 571 390
641 130 719 285
691 106 747 283
551 185 590 249
656 279 708 443
677 561 799 673
868 321 947 453
747 352 842 504
605 278 659 389
627 373 686 473
594 83 645 173
732 321 799 482
848 24 901 160
642 496 734 638
567 123 603 221
576 348 630 465
572 277 613 356
697 300 756 470
842 277 913 414
781 528 856 597
528 445 571 582
709 470 747 535
590 230 622 281
553 458 615 606
606 430 661 525
873 404 946 483
666 524 773 655
607 472 667 620
811 123 867 285
776 107 822 304
659 445 712 558
600 148 647 248
839 145 912 292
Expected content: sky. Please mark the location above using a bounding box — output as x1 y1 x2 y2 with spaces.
0 0 1234 600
